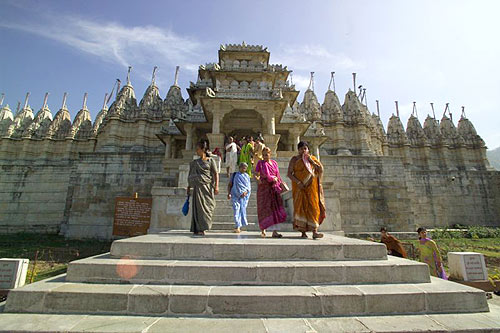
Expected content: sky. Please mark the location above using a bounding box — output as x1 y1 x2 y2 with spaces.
0 0 499 149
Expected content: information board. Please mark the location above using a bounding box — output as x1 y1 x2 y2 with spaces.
112 197 152 237
463 254 487 281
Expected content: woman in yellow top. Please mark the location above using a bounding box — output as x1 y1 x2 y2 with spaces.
287 141 326 239
417 227 447 279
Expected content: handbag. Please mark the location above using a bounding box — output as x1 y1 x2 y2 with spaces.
182 195 190 216
279 181 290 193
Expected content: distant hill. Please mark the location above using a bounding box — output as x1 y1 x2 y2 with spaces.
487 147 500 170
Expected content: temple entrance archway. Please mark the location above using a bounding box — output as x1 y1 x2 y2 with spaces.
221 109 264 141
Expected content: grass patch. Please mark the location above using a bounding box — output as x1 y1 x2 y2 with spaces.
0 233 112 283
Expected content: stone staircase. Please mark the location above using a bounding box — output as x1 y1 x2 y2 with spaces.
3 231 492 324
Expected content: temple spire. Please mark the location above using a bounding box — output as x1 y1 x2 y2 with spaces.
126 66 132 85
0 93 4 106
23 92 30 109
61 92 68 109
174 66 180 87
430 102 436 119
328 72 336 92
352 73 357 92
307 72 315 91
376 100 380 117
42 92 49 109
82 93 88 110
151 66 158 85
461 106 466 118
16 101 20 114
395 101 400 118
362 88 367 105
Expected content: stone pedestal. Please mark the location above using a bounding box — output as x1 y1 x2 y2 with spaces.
149 186 190 233
448 252 488 281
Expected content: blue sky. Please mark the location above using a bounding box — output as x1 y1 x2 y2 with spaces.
1 0 499 149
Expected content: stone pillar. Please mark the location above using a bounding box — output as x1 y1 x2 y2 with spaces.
184 123 193 150
206 133 225 151
164 135 172 159
334 123 351 156
212 112 221 134
288 130 301 151
263 134 280 155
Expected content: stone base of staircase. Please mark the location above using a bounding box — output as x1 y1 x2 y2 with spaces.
1 231 498 332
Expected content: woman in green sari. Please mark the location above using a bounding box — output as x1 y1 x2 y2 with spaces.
417 227 447 279
238 137 253 177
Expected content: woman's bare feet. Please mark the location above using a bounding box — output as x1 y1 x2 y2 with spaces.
233 228 241 233
261 231 266 238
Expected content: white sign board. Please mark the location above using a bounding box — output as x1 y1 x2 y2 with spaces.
448 252 488 281
0 258 29 289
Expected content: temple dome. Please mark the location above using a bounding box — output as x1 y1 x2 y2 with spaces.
321 89 342 122
164 85 186 119
406 115 428 146
24 103 53 139
387 114 408 145
342 90 365 124
300 89 322 121
47 104 72 139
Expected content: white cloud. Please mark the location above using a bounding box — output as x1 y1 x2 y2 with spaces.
0 14 208 85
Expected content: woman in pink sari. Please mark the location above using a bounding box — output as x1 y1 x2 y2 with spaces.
254 147 287 238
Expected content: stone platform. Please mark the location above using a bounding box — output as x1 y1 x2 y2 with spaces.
1 231 499 332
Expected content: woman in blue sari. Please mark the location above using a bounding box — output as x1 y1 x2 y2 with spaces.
227 162 251 233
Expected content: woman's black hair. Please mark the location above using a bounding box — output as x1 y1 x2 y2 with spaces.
298 141 309 150
416 227 427 239
196 139 209 153
380 227 387 232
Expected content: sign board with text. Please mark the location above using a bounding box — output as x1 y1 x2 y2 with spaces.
0 258 29 290
448 252 488 281
112 197 152 237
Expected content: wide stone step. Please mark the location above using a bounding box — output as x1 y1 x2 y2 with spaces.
211 214 258 223
2 308 500 333
211 222 259 230
66 255 431 285
5 276 488 317
109 232 388 261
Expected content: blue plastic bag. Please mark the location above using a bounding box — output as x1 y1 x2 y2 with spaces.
182 195 190 216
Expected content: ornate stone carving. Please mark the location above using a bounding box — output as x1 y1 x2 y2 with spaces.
387 115 408 145
300 89 322 121
107 84 137 119
138 83 162 118
423 116 442 146
458 115 484 147
71 107 93 140
164 85 186 119
92 106 108 136
24 104 53 139
440 115 464 147
0 105 14 137
47 106 72 140
342 90 366 125
406 115 428 146
321 90 342 123
10 105 34 138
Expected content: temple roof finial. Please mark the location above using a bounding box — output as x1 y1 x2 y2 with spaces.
102 93 109 110
412 101 418 118
362 88 367 105
126 66 132 85
174 66 180 87
352 73 357 92
461 106 466 118
328 72 336 92
443 103 450 118
152 66 158 85
82 92 88 110
42 92 49 109
376 100 380 117
23 92 30 109
430 102 436 119
61 92 68 109
307 72 314 91
16 101 20 114
0 93 4 106
395 101 400 118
